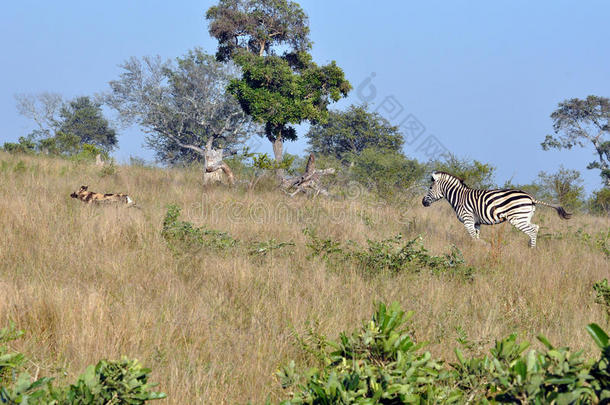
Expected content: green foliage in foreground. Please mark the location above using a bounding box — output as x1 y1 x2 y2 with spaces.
304 229 474 279
0 323 165 404
594 279 610 323
277 302 610 404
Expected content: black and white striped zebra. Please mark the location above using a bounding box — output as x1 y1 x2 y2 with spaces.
421 171 572 247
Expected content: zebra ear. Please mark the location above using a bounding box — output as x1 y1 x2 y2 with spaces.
431 172 440 181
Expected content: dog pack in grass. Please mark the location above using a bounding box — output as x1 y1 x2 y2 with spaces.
70 185 135 206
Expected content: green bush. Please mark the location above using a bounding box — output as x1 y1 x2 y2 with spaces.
277 302 610 404
0 324 165 404
594 279 610 323
2 136 36 154
351 148 425 199
433 154 496 189
536 166 586 212
162 204 294 258
304 229 474 279
539 227 609 259
590 188 610 215
3 133 109 164
161 204 238 252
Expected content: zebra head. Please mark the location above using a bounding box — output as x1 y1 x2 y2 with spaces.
422 172 445 207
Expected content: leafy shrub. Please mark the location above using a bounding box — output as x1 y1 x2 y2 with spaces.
162 204 238 252
13 160 27 173
2 136 36 154
536 166 586 212
57 358 166 404
0 324 165 404
0 323 26 387
162 204 294 259
594 279 610 322
277 302 459 404
539 227 609 258
277 302 610 404
590 187 610 215
351 148 425 199
304 229 474 279
72 143 108 163
248 239 295 257
99 161 118 177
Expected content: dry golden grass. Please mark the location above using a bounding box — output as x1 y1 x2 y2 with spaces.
0 152 608 403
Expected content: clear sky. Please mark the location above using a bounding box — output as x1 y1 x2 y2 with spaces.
1 1 608 193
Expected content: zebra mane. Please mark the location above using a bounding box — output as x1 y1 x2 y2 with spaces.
434 171 470 188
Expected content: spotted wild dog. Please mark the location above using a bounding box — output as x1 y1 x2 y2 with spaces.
70 185 135 206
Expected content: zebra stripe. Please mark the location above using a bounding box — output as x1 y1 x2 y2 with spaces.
421 171 571 247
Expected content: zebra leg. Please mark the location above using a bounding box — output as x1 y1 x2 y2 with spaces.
474 223 481 239
463 218 479 240
507 212 539 248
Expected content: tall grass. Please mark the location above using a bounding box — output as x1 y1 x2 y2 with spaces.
0 151 607 403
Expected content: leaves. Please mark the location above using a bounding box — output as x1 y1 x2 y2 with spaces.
278 303 610 404
107 48 257 165
303 229 475 279
0 324 165 403
306 105 405 163
542 96 610 186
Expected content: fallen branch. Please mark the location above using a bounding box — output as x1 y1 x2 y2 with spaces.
280 154 335 197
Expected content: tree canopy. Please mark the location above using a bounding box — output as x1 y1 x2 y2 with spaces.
542 95 609 186
58 96 117 152
12 93 116 156
206 0 311 60
206 0 351 166
305 104 404 163
106 48 257 165
535 166 585 211
433 154 497 189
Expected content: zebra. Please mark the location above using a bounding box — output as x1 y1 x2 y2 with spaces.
421 171 572 247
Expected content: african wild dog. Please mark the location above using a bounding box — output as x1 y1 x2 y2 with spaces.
70 185 135 206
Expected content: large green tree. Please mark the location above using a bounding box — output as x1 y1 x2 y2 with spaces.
542 96 610 187
305 104 404 163
206 0 351 170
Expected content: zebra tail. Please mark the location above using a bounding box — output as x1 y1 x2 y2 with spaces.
533 199 572 220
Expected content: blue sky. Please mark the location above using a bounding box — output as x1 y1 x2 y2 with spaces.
1 1 608 193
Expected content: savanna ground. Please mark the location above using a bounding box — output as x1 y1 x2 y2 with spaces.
0 152 608 403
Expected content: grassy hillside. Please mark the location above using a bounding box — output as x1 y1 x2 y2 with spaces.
0 152 608 403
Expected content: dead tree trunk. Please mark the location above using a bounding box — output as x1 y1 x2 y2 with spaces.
280 153 335 197
202 136 235 186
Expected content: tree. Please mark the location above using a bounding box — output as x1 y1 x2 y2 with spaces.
433 154 496 189
58 96 117 152
13 93 116 157
535 167 585 212
589 187 610 215
107 48 258 184
14 92 64 137
206 0 311 61
305 104 404 163
206 0 351 172
352 148 425 199
542 96 610 187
